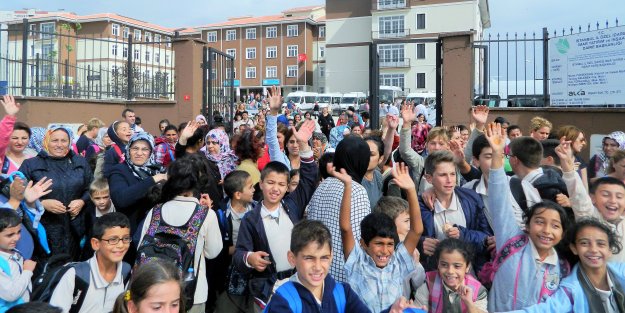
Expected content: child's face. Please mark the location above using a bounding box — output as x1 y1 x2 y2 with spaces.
366 141 382 172
236 177 255 204
591 183 625 223
259 172 289 207
90 191 111 213
91 226 131 264
426 162 457 197
527 208 563 255
288 174 300 193
128 280 181 313
570 226 612 271
437 250 469 291
427 136 448 152
361 236 395 268
287 242 332 295
476 147 494 175
0 225 21 253
394 212 410 242
508 128 522 139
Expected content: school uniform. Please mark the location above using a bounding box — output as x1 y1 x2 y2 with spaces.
0 250 32 312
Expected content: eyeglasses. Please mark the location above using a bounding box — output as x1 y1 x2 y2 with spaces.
99 236 132 245
130 147 151 153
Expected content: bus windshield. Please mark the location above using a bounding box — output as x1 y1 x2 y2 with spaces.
284 96 302 104
317 96 331 103
380 90 395 103
304 96 317 103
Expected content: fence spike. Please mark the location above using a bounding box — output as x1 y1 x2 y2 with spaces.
570 27 573 35
617 18 619 26
588 23 591 31
579 25 582 33
523 32 526 39
532 31 536 39
497 33 500 39
562 28 565 36
606 20 609 28
596 21 600 30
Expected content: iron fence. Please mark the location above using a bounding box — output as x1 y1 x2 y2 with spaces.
203 47 236 133
0 19 175 100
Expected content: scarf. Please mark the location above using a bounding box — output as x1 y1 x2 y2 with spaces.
94 127 108 148
333 136 370 183
28 127 46 153
598 131 625 176
196 114 207 124
204 129 238 179
125 132 164 180
42 126 73 157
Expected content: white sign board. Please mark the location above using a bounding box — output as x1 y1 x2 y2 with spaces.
549 26 625 106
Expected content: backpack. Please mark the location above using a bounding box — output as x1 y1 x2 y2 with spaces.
508 177 528 213
135 203 209 307
264 281 346 313
31 253 131 313
79 144 101 158
426 271 480 313
0 255 25 310
154 138 175 167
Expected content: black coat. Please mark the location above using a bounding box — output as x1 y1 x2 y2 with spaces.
107 162 157 233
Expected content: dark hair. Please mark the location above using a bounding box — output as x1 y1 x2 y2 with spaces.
494 116 509 125
471 134 491 160
360 212 398 245
291 220 333 255
0 209 21 233
7 302 62 313
135 116 142 125
566 218 623 255
373 196 409 220
507 125 521 136
12 122 31 137
590 176 625 194
361 111 370 119
92 212 130 239
433 238 474 266
224 170 251 199
541 139 561 166
523 200 570 233
334 136 370 183
163 125 178 134
509 137 543 168
159 158 200 203
318 152 335 181
187 127 206 147
113 260 185 313
121 108 134 118
364 135 384 158
235 129 262 161
289 168 300 178
457 124 469 132
177 122 188 133
260 161 290 182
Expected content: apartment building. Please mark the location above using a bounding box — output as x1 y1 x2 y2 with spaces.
4 12 176 98
326 0 490 94
184 5 327 95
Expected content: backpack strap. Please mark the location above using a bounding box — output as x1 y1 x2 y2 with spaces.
69 261 91 313
425 271 442 313
333 282 346 313
216 209 230 242
166 144 175 162
111 144 125 163
509 177 528 213
122 262 131 285
271 281 302 313
145 204 164 237
492 234 529 270
0 256 11 276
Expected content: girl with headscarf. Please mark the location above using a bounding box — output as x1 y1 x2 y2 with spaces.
204 128 238 180
84 127 111 161
196 114 208 126
103 120 132 178
589 131 625 181
19 126 93 260
108 132 167 234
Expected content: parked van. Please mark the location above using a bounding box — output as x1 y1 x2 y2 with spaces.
339 92 367 111
406 92 436 106
283 91 318 111
315 93 342 111
379 86 403 104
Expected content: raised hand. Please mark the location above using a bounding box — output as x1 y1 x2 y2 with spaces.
199 193 212 208
555 137 575 172
401 103 416 128
386 115 399 131
292 119 315 143
180 120 199 140
1 95 20 116
392 163 415 191
329 166 352 185
24 177 53 204
448 139 466 164
484 122 506 155
267 85 282 115
9 177 26 202
471 105 489 130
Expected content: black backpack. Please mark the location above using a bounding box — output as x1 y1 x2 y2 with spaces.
31 253 131 313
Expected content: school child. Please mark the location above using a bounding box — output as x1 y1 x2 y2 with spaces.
264 220 371 313
49 212 131 313
413 238 488 312
504 218 625 313
374 196 411 242
233 118 318 310
338 162 425 313
112 260 185 313
484 123 571 311
0 210 36 312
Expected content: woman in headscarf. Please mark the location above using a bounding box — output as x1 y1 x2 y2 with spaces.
196 114 208 126
204 128 238 180
306 136 372 283
0 95 36 174
103 120 132 178
28 127 46 153
108 132 167 233
84 127 111 161
589 131 625 181
19 126 93 260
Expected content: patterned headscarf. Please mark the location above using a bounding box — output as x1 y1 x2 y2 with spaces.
125 132 164 179
42 126 74 157
204 129 238 179
94 127 109 148
28 127 46 153
597 131 625 176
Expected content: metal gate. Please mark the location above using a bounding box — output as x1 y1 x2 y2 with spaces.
202 47 235 132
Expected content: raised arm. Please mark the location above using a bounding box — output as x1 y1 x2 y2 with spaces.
399 104 424 172
331 166 355 260
555 137 598 219
381 115 398 168
393 162 423 253
266 86 291 168
0 95 20 159
464 105 488 163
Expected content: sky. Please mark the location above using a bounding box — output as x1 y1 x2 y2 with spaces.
2 0 624 33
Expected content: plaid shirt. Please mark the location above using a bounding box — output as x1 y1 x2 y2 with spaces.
306 177 371 282
345 243 419 313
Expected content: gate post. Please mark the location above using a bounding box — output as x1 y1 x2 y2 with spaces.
440 32 474 126
368 43 380 129
542 27 550 106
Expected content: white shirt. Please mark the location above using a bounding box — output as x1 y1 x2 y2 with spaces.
433 192 467 240
522 167 544 185
0 250 32 304
261 203 294 272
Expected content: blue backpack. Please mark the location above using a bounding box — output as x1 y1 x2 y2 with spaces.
265 281 346 313
0 256 25 312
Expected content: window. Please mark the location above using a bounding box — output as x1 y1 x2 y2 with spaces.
378 44 406 67
29 24 36 33
266 26 277 38
166 36 171 47
145 32 152 42
42 43 54 58
226 30 236 41
226 49 236 59
287 45 298 57
165 54 170 64
287 65 298 78
30 45 34 57
417 73 426 88
123 27 130 38
379 73 405 89
246 47 256 59
319 64 325 77
227 68 236 79
207 31 217 42
40 22 55 39
319 46 325 58
319 26 326 38
134 49 139 60
112 24 120 36
155 52 160 63
266 46 277 59
266 66 277 78
134 29 142 41
246 67 256 79
155 34 161 43
112 44 118 56
287 25 299 37
416 43 425 59
145 50 151 61
123 46 128 58
417 14 426 29
378 16 405 38
246 28 256 40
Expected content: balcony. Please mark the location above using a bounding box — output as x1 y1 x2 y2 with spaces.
379 58 410 68
372 29 410 39
376 0 408 10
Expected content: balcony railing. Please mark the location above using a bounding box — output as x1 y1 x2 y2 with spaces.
376 0 407 10
372 29 410 39
379 58 410 68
